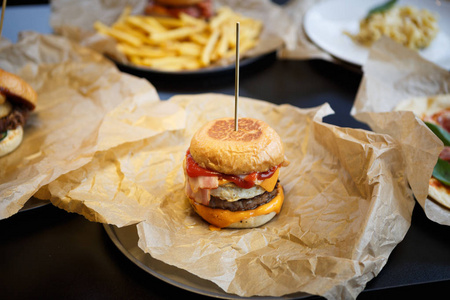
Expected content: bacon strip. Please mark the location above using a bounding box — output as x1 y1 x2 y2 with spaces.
188 175 218 192
185 176 213 205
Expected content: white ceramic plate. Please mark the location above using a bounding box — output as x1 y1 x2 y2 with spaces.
304 0 450 69
20 197 49 212
103 224 310 299
113 51 275 77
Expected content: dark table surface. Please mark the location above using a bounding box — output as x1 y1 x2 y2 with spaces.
1 56 450 300
2 3 450 300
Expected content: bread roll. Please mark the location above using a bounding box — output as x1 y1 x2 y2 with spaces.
190 118 288 175
0 69 37 110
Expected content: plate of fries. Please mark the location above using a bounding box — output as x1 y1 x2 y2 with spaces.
94 6 264 73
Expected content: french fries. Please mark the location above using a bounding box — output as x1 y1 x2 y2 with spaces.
93 6 262 71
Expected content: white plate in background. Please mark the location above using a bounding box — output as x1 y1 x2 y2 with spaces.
304 0 450 69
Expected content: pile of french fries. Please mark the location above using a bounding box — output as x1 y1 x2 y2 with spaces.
94 6 262 71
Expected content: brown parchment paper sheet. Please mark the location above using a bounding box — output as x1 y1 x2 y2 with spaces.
0 32 185 219
351 37 450 225
134 94 440 299
278 0 334 61
50 0 296 67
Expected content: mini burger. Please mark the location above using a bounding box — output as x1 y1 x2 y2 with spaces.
183 117 289 229
0 69 37 157
145 0 213 19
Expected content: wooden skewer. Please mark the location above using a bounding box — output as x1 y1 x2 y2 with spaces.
234 22 240 131
0 0 6 38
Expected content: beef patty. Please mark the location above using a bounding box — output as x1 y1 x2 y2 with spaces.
208 182 279 211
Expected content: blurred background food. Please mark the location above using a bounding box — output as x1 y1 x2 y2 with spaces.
345 2 439 50
144 0 213 19
94 5 262 71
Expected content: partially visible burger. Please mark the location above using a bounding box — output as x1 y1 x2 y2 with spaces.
0 69 37 157
145 0 213 19
183 117 289 229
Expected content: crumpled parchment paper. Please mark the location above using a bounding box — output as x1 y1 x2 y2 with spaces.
0 32 184 220
351 37 450 226
134 93 440 299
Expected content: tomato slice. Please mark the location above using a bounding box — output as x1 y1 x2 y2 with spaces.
185 149 278 189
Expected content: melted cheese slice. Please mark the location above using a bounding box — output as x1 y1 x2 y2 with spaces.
189 184 284 229
258 168 279 192
218 168 279 192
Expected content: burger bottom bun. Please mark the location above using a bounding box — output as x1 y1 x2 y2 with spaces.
226 211 277 229
0 126 23 157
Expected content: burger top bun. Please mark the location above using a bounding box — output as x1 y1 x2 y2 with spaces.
190 118 289 175
0 69 37 110
155 0 204 6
